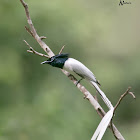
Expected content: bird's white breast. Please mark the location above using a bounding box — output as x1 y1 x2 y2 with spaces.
63 58 76 72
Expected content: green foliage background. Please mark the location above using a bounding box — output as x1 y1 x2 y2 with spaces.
0 0 140 139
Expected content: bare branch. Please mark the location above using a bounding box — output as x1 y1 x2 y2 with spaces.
23 40 49 58
129 92 136 99
59 45 65 54
40 36 47 40
20 0 37 36
25 26 34 37
23 40 32 48
110 87 136 138
114 87 135 112
20 0 54 56
26 50 49 58
27 50 50 58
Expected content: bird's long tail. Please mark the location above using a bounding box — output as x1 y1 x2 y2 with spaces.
90 81 114 140
91 108 114 140
90 81 113 110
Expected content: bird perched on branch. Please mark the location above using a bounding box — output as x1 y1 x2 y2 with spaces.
41 53 114 140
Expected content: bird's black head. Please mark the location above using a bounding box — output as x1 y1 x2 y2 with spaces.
41 53 69 68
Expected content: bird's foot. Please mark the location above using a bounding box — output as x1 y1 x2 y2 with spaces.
75 78 83 86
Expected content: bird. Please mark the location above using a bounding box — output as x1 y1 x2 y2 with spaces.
41 53 114 140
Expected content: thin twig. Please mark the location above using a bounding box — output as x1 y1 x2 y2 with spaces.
59 45 65 54
114 87 135 112
25 26 34 37
20 0 54 55
23 40 50 58
26 50 50 58
129 92 136 99
110 87 136 139
40 36 47 40
20 0 37 36
23 40 32 49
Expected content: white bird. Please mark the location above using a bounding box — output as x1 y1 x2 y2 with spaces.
41 53 114 140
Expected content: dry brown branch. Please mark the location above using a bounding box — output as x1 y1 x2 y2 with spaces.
25 26 34 37
110 87 136 139
114 87 135 112
20 0 54 55
59 45 65 54
20 0 126 139
23 40 50 58
129 92 136 99
40 36 47 40
27 49 49 58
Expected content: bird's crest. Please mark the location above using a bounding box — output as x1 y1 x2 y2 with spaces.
54 53 69 59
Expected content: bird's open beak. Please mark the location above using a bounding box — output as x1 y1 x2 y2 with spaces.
41 57 54 64
40 61 49 64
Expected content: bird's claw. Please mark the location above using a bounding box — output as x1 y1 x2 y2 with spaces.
75 78 83 86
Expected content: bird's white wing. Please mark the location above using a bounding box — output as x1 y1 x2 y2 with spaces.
64 58 97 82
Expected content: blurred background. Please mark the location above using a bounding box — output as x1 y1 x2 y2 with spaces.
0 0 140 139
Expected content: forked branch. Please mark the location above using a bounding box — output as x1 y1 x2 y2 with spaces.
23 40 50 58
114 87 135 113
111 87 135 139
